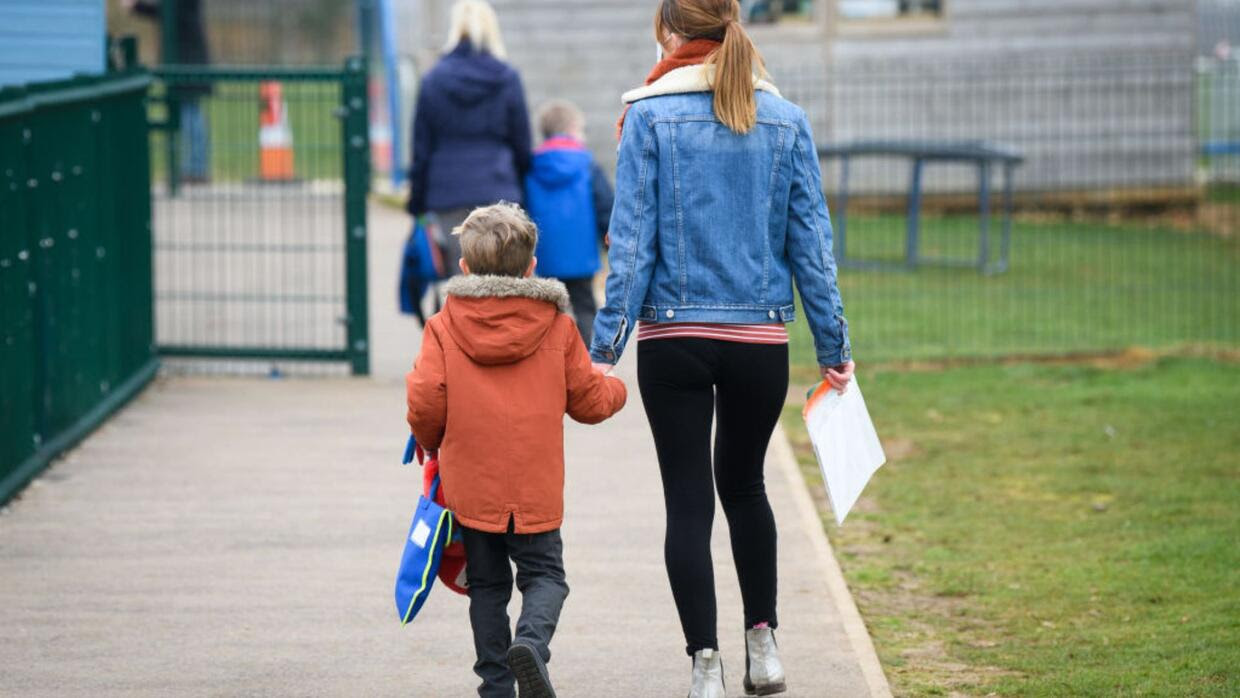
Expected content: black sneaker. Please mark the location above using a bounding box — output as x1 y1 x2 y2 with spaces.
507 642 557 698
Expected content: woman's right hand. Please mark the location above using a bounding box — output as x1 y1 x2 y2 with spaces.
821 360 855 393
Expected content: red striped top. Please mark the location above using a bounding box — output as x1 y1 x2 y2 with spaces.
636 321 789 344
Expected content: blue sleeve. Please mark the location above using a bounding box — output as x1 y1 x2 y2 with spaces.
507 70 532 181
787 112 851 367
406 78 433 216
589 106 659 365
589 161 615 242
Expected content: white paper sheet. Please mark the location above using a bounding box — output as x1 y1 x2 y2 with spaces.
802 378 886 525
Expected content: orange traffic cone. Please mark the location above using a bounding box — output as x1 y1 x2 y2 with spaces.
259 81 295 181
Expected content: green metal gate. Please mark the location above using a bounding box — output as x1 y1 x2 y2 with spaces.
149 58 370 374
1 69 157 504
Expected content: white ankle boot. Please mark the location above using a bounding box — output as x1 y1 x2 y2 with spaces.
743 627 787 695
688 648 725 698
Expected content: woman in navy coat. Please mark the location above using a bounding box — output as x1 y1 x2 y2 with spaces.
406 1 531 276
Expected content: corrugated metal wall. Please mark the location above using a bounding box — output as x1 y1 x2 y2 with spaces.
408 0 1196 192
0 0 106 88
817 0 1198 192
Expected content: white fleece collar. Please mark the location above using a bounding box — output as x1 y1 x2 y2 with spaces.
622 64 782 104
444 275 573 314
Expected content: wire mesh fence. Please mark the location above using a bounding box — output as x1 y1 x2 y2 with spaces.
149 62 370 374
776 50 1239 364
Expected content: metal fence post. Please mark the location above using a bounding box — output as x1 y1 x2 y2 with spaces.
357 0 377 66
23 117 46 460
342 56 371 376
159 0 178 65
161 1 180 196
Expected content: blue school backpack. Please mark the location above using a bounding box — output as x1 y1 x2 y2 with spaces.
394 435 454 625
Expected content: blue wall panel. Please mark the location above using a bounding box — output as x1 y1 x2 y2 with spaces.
0 1 105 88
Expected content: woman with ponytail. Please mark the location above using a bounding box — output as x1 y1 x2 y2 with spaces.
591 1 854 696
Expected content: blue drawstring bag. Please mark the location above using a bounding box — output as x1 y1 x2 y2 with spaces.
398 218 444 326
394 436 454 625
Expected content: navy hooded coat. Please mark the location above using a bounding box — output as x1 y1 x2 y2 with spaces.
406 41 532 216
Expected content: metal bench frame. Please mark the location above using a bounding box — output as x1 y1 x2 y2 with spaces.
818 141 1025 274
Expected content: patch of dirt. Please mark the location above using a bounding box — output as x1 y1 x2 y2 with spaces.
872 345 1240 373
1151 202 1237 239
862 596 1022 697
882 437 921 461
1010 197 1240 241
785 434 1022 697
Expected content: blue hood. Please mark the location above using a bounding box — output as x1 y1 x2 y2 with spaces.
529 148 592 187
437 41 512 107
524 144 603 280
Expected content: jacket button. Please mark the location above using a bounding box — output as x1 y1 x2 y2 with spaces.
665 309 675 319
768 310 777 319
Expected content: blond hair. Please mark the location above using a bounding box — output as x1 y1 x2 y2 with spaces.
454 203 538 277
444 0 508 59
655 0 767 134
537 100 585 140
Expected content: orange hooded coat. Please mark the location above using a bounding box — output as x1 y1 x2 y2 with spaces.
406 275 627 534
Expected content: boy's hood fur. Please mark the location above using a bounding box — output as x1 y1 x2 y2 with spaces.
444 275 572 313
622 64 781 105
439 275 573 366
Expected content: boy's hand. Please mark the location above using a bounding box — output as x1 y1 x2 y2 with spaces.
821 360 855 393
591 362 614 376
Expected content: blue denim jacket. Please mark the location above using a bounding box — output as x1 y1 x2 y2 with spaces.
589 83 851 367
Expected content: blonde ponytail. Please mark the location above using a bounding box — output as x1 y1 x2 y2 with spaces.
656 1 768 134
706 18 764 133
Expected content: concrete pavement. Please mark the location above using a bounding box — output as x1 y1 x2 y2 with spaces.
0 200 889 697
0 369 887 697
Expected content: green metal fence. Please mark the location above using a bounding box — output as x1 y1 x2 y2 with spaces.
149 59 370 374
1 70 158 505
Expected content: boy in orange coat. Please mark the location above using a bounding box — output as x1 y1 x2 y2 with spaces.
406 202 626 698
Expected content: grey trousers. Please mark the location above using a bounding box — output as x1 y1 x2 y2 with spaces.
462 524 569 698
431 207 472 278
559 276 598 345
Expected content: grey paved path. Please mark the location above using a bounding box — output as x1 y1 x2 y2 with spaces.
0 202 889 697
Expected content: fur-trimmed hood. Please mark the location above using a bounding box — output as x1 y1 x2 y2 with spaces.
439 275 572 365
444 275 572 313
622 64 781 105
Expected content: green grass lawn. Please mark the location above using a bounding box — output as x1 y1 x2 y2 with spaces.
150 81 343 183
789 215 1239 366
781 356 1240 696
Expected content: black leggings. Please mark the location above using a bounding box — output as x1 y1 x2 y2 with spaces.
637 338 789 656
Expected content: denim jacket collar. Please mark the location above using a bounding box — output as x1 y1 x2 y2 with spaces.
621 64 782 105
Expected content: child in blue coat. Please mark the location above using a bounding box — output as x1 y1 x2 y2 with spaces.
524 100 614 344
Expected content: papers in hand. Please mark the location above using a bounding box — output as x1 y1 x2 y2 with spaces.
801 378 886 526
